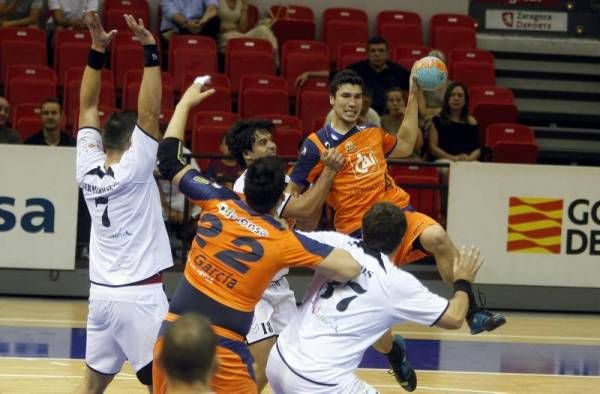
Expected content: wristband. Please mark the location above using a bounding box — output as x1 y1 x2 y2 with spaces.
87 49 105 70
144 44 160 67
453 279 472 295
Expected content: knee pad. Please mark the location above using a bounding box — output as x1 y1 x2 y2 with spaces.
136 361 153 386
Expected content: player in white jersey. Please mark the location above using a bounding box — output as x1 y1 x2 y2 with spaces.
226 119 344 391
75 12 172 393
267 202 484 393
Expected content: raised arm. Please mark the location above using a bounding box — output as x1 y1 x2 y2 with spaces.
123 14 161 139
389 75 420 158
79 11 117 130
157 81 215 189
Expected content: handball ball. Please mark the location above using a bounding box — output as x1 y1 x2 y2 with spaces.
413 56 448 91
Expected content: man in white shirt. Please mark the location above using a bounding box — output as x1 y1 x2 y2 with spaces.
47 0 99 30
226 119 344 391
267 202 484 393
75 12 172 393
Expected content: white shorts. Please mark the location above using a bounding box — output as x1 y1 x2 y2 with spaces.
266 343 379 394
86 283 168 374
246 277 297 344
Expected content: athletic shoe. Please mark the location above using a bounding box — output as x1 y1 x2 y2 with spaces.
467 309 507 335
386 335 417 392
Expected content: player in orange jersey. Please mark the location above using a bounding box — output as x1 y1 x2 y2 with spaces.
153 80 362 394
288 69 506 387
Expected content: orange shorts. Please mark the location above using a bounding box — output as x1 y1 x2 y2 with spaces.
152 322 257 394
392 210 439 266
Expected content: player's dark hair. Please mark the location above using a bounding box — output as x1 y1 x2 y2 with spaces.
102 111 136 151
368 36 388 48
244 156 286 214
362 202 407 255
440 81 470 123
225 119 275 168
330 69 365 97
161 313 216 385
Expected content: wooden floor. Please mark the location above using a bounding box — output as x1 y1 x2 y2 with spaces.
0 297 599 393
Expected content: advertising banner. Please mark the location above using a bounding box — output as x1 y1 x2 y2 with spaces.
0 145 78 270
447 162 600 288
485 9 568 31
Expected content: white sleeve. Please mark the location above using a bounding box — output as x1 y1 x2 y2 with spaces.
233 172 245 193
76 127 105 183
118 124 159 183
296 230 357 249
390 268 449 326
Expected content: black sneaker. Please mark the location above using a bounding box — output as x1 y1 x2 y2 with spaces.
467 291 507 335
467 309 507 334
386 335 417 392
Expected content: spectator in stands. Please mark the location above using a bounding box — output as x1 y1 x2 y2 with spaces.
47 0 99 31
0 0 42 28
160 0 220 42
428 82 480 166
325 88 380 127
347 36 410 115
217 0 278 66
381 87 423 160
24 98 75 146
206 133 242 189
418 49 449 132
0 96 10 128
160 313 217 394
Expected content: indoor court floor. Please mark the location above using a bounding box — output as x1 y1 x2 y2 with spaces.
0 297 599 393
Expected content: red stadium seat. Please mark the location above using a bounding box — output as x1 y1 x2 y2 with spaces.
11 103 41 128
473 103 518 146
387 164 441 221
377 10 422 33
337 43 368 70
296 89 330 135
168 35 218 92
0 41 46 84
270 5 315 47
429 13 477 48
449 48 494 69
111 32 158 91
485 123 539 164
54 30 91 89
193 111 240 130
322 8 368 64
186 87 233 133
192 125 229 170
469 86 514 113
281 40 329 97
274 127 302 158
7 78 57 109
486 123 535 146
393 46 432 71
4 65 57 99
122 80 174 111
103 0 150 31
260 114 301 130
322 7 368 25
182 73 230 93
380 24 423 51
238 75 288 119
452 62 496 88
15 116 43 141
432 26 476 59
225 38 275 94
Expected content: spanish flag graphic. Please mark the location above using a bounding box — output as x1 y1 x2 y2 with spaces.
507 197 563 254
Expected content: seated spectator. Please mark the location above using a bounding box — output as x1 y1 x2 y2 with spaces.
0 96 10 128
217 0 278 66
206 133 242 189
159 313 217 394
160 0 220 42
0 0 42 28
47 0 99 31
382 87 423 160
428 82 480 167
347 36 410 115
325 89 380 127
24 98 75 146
417 49 449 132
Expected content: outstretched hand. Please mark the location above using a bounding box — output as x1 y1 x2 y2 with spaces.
179 80 216 109
123 14 155 45
84 11 117 51
453 246 484 283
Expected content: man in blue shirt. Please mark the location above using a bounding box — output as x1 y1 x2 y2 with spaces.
160 0 220 41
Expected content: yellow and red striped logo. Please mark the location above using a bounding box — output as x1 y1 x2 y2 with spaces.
507 197 563 254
